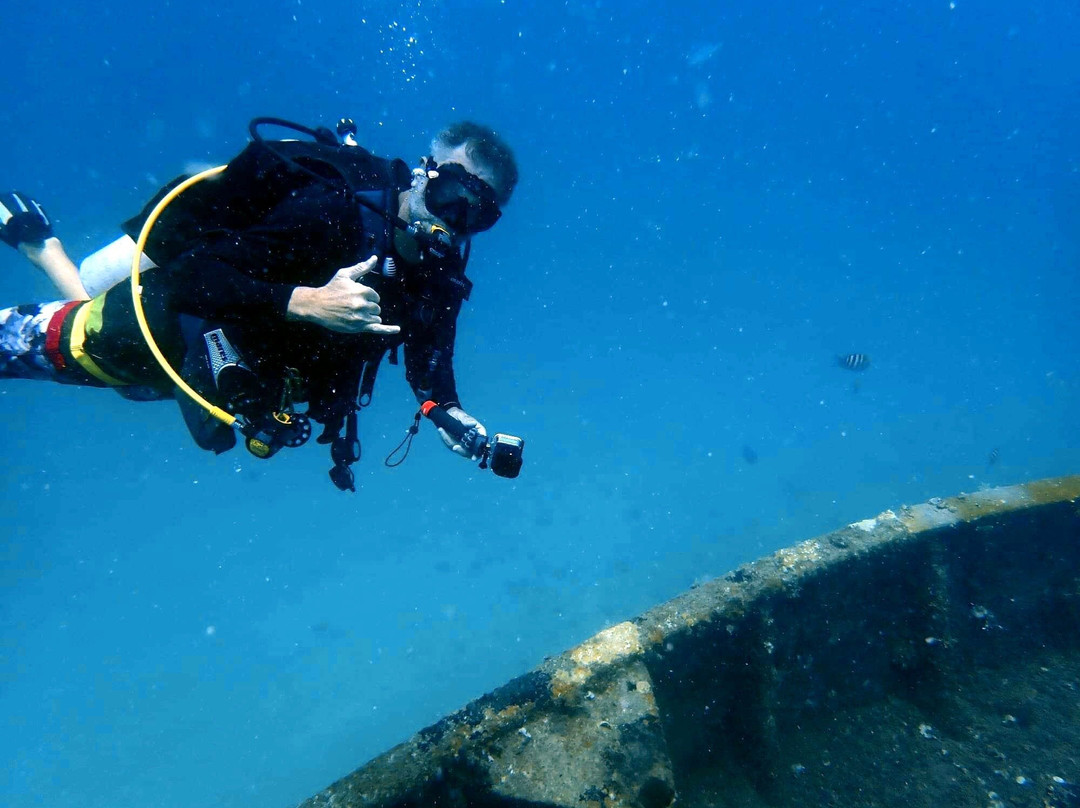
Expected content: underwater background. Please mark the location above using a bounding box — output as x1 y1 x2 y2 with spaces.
1 1 1077 806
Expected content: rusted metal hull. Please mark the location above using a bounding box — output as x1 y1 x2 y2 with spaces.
298 476 1080 808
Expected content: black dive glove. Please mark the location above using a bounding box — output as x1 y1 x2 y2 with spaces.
0 191 54 249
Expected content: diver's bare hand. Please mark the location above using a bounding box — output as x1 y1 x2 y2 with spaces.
286 256 401 335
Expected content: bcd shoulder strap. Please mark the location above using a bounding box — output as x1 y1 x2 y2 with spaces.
122 128 411 267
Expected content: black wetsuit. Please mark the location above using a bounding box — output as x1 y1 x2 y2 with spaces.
140 179 468 425
0 139 474 483
14 158 470 445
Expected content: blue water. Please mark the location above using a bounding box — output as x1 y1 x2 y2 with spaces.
1 1 1077 805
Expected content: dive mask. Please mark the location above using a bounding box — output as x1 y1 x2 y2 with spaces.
423 160 502 234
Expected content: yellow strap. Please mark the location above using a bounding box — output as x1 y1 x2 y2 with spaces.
68 299 129 386
131 164 236 429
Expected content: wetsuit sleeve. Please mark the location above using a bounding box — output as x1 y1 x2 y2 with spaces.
404 297 463 409
158 185 363 323
159 248 295 322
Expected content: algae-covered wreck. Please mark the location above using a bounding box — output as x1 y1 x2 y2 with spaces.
298 476 1080 808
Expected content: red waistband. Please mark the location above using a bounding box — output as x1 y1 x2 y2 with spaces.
44 300 83 371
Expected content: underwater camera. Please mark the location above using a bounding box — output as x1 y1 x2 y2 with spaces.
420 401 524 478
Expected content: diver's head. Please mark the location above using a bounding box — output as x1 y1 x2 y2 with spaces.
429 121 518 210
396 122 518 261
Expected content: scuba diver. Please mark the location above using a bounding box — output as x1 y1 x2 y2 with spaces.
0 117 521 490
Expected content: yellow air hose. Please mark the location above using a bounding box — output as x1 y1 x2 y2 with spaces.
129 165 238 428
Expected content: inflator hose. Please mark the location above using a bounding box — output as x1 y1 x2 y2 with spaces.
129 165 238 428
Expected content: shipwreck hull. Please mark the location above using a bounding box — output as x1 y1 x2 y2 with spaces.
298 476 1080 808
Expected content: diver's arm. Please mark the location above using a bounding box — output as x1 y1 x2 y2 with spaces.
164 248 296 322
166 250 399 336
403 301 462 409
286 257 400 335
404 298 493 459
167 185 396 332
405 313 496 459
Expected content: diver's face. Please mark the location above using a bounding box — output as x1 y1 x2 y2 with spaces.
395 148 502 260
394 171 453 264
401 146 501 233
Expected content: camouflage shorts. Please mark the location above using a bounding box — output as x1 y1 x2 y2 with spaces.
0 302 72 382
0 301 168 400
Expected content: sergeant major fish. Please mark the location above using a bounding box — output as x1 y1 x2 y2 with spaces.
837 353 871 372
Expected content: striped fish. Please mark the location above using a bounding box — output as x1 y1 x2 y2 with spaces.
837 353 871 372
